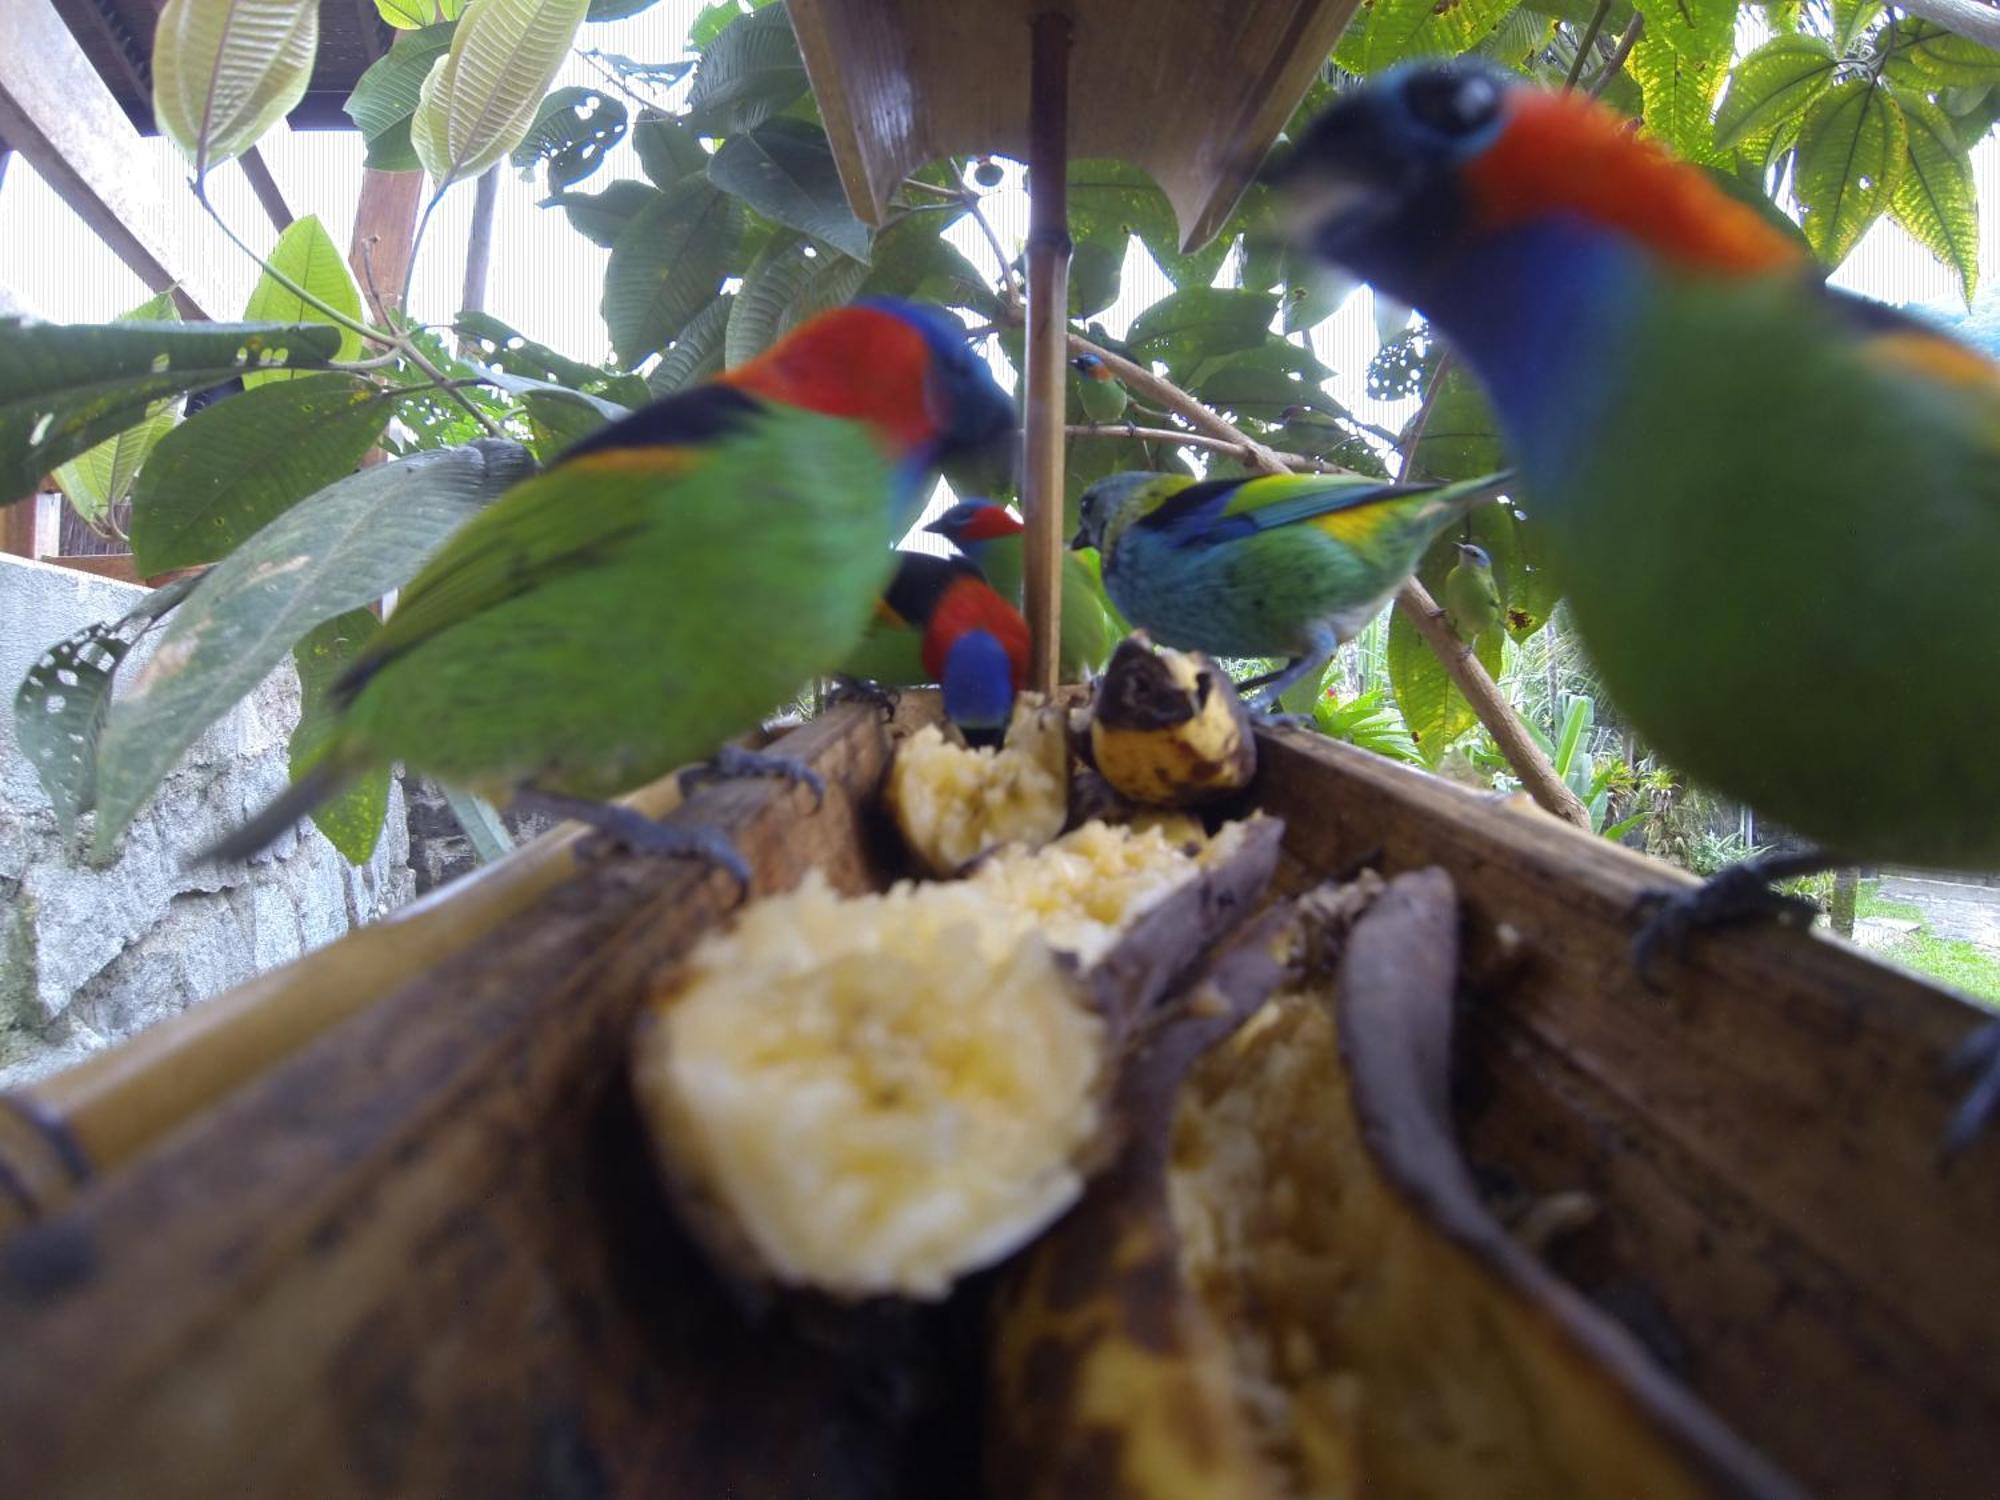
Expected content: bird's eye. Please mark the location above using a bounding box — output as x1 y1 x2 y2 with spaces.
1402 69 1502 140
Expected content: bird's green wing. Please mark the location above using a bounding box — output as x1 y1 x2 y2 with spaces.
1137 470 1512 547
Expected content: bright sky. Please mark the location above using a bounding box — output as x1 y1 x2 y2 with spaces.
3 0 1995 447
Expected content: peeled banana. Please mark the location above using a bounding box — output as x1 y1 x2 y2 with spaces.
1089 636 1257 807
887 693 1071 875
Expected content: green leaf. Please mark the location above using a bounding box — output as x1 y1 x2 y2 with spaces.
1387 606 1500 763
94 440 532 854
291 611 390 862
240 215 367 387
1362 0 1520 73
1193 342 1334 424
1410 365 1504 480
345 23 456 170
0 318 345 498
1888 86 1980 303
475 375 627 459
1897 19 2000 87
858 213 999 315
1632 0 1735 63
648 293 735 393
1126 288 1278 380
153 0 317 177
587 0 666 18
1794 78 1909 265
546 179 662 247
511 86 628 191
602 176 745 365
1832 0 1884 52
1714 33 1839 152
725 236 869 366
1068 161 1226 290
411 0 591 188
1068 239 1122 319
376 0 466 27
13 572 205 844
455 310 611 388
129 374 396 573
706 118 871 261
49 292 181 525
633 111 710 186
685 5 808 133
1631 32 1727 164
1476 6 1557 69
691 0 747 50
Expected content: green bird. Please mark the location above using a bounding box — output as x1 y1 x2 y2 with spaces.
201 299 1015 880
1279 63 2000 1144
1071 468 1512 708
1443 541 1504 646
1071 352 1131 427
925 498 1116 679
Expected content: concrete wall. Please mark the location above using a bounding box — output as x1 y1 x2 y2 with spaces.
1 555 415 1087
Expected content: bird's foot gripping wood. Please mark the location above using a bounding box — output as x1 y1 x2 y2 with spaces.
1942 1022 2000 1161
677 744 827 809
512 788 753 895
1630 849 1846 989
825 675 900 721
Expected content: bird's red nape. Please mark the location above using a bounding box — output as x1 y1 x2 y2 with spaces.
922 578 1031 687
718 306 941 457
1463 89 1805 276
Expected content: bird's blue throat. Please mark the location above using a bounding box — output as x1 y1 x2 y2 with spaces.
941 630 1015 732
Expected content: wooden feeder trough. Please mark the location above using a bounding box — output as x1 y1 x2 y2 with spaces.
3 4 1999 1498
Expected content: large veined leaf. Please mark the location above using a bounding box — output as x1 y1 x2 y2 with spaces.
344 22 456 172
1409 365 1505 480
648 293 735 393
456 310 611 388
707 119 871 262
1889 85 1980 304
240 215 367 386
290 611 392 863
153 0 317 177
725 236 869 366
1794 78 1909 265
376 0 467 28
1895 19 2000 88
1631 32 1727 164
129 374 397 573
548 179 662 246
49 292 181 528
1068 239 1123 319
1832 0 1884 52
1361 0 1519 73
512 86 628 191
411 0 592 188
857 212 998 316
633 112 711 186
1387 603 1502 764
602 176 745 365
1632 0 1736 63
1126 289 1278 380
473 368 631 458
1068 161 1228 291
684 5 808 133
1192 341 1334 424
1714 33 1839 153
93 439 533 855
13 572 205 846
0 318 344 498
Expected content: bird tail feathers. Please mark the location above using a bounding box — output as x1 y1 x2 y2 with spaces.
192 755 357 868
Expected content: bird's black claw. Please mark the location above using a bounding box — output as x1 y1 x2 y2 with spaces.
576 816 753 899
1251 707 1315 732
1940 1020 2000 1162
1628 863 1823 990
825 675 899 721
678 745 827 810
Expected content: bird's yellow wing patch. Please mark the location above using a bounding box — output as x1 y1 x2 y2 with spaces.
1305 503 1404 546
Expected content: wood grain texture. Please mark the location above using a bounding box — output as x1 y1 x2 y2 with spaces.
1021 11 1072 696
788 0 1360 249
1252 724 2000 1500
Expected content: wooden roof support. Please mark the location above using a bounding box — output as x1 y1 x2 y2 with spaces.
0 0 228 319
237 146 294 233
1020 11 1071 697
347 168 425 324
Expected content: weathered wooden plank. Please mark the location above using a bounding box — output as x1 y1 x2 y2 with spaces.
0 0 229 319
347 168 425 323
1252 725 2000 1500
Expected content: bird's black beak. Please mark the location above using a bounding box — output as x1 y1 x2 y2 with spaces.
1069 526 1090 551
923 515 950 536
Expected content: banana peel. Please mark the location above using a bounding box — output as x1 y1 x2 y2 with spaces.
990 869 1805 1500
1090 636 1256 807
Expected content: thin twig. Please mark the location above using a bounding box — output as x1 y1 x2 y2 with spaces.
963 192 1023 306
1063 329 1298 476
1589 13 1645 99
1563 0 1614 90
190 180 386 346
1066 423 1329 471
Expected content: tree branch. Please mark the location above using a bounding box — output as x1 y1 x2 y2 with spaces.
1589 13 1645 99
1064 331 1295 475
1065 423 1330 471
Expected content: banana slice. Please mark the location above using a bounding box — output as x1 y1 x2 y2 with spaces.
887 693 1070 875
1090 636 1256 807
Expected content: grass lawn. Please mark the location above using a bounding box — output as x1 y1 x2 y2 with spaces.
1855 881 2000 1006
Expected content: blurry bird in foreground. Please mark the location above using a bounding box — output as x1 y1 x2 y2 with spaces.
1279 61 2000 1149
1072 468 1512 709
925 498 1115 680
201 299 1016 884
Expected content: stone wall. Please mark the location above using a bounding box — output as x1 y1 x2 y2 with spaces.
1 556 416 1087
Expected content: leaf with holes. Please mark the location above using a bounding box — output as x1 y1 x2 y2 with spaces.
455 311 611 389
633 112 710 186
376 0 467 27
13 572 205 846
648 294 735 394
130 374 397 573
0 318 345 498
725 236 869 365
707 119 871 262
602 176 745 365
412 0 591 187
1631 32 1727 164
291 611 391 863
50 292 181 527
513 86 628 192
1889 85 1980 303
1794 78 1908 265
94 440 532 856
241 215 367 386
1387 604 1502 765
1127 288 1278 382
1362 0 1520 72
685 5 808 133
153 0 317 177
345 22 456 172
1714 33 1839 154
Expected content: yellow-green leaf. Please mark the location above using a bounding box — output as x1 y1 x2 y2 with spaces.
1361 0 1519 74
411 0 592 188
375 0 467 29
291 611 390 864
153 0 318 178
1794 79 1909 265
1888 86 1980 304
240 215 367 386
1714 33 1839 154
1632 32 1727 165
49 292 181 526
1633 0 1735 63
1387 605 1501 764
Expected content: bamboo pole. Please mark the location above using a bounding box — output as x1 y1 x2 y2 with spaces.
1020 9 1073 697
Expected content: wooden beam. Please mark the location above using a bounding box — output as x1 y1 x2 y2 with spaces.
347 167 425 324
237 146 294 233
1020 10 1071 698
0 0 228 319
